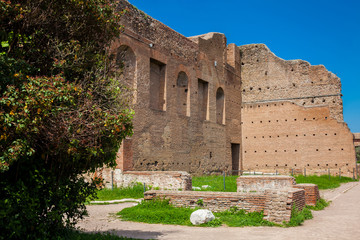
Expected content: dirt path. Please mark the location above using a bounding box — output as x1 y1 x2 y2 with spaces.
77 182 360 240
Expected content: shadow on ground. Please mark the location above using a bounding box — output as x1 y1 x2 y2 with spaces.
86 229 164 240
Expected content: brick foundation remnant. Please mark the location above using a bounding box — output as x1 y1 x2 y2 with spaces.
237 175 295 192
144 175 312 224
293 184 320 206
101 169 192 191
237 175 320 206
144 188 305 224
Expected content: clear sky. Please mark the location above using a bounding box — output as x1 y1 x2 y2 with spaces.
128 0 360 132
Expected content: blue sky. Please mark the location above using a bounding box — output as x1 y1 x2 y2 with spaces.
128 0 360 132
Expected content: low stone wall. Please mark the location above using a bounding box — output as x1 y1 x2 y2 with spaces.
144 188 305 224
101 169 192 190
144 190 267 212
237 175 295 192
293 184 320 206
263 188 305 223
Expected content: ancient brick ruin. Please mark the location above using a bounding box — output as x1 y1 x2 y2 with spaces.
109 0 357 178
144 175 318 223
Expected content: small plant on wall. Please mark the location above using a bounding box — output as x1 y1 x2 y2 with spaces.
196 198 204 207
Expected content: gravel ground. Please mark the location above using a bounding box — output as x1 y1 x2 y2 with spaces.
77 182 360 240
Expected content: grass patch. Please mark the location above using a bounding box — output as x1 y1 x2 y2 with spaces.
284 205 313 227
57 230 140 240
118 199 194 225
306 198 330 211
117 199 278 227
214 208 278 227
192 175 238 192
294 175 357 190
193 174 358 193
93 183 145 201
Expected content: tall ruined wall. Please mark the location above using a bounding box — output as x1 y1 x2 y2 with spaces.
239 44 343 122
111 1 242 174
241 101 357 177
107 0 355 177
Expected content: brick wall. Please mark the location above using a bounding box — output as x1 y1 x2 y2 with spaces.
241 101 357 177
288 188 306 211
101 170 192 190
107 1 356 178
293 184 320 206
239 44 343 122
112 1 242 175
144 188 305 224
237 175 295 192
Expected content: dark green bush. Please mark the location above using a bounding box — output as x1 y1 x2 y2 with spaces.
0 163 99 239
0 1 132 239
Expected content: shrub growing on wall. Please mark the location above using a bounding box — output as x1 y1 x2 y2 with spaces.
0 0 132 238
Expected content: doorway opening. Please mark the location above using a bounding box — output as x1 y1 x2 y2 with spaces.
231 143 240 175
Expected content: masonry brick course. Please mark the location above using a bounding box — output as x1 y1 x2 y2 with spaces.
101 170 192 190
293 184 320 206
241 101 356 177
237 175 295 192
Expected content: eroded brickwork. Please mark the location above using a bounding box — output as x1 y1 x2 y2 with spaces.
237 175 295 192
112 1 242 174
239 44 343 121
293 184 320 206
101 169 192 190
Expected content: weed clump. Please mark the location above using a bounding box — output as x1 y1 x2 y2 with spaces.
306 198 330 211
284 205 313 227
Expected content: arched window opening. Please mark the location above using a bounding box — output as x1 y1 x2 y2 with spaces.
113 45 136 104
115 45 136 87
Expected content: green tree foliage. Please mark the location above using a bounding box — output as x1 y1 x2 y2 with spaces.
0 0 132 238
356 146 360 163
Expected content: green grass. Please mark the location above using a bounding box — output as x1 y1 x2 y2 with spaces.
284 205 313 227
117 199 278 227
306 198 330 211
214 209 278 227
56 230 140 240
294 175 357 189
93 183 145 201
117 199 195 226
192 174 358 192
192 175 238 192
